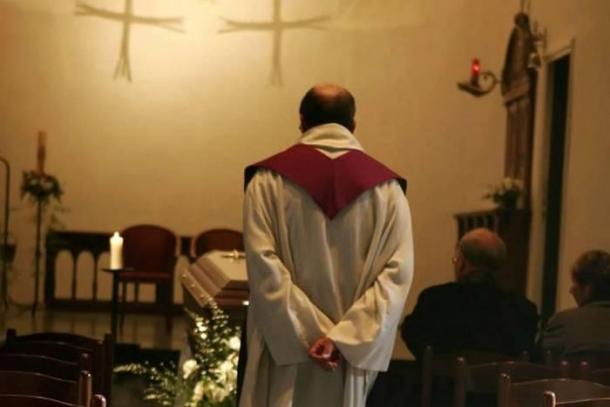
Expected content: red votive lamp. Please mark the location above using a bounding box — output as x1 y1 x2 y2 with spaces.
470 58 481 86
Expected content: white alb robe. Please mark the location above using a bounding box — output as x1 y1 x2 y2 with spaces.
240 124 414 407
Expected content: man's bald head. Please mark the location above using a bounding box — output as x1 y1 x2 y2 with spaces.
457 228 507 275
299 84 356 132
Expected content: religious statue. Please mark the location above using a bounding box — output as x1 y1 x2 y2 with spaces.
501 12 538 94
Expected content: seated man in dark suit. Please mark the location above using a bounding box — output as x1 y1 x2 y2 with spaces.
542 250 610 358
401 228 539 360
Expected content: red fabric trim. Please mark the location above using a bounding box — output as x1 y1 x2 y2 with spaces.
244 144 407 219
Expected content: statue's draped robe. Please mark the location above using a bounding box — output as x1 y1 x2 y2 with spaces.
240 124 414 407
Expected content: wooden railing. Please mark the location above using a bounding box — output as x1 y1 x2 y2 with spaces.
454 209 531 295
44 230 192 312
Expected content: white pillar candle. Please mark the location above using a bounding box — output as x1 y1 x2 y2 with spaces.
110 232 123 269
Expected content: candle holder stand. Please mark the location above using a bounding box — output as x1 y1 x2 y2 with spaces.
102 267 132 345
31 200 43 316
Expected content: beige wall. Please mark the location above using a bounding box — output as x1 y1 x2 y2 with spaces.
1 0 609 354
527 0 610 312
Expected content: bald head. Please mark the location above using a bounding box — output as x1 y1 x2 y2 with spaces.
457 228 507 276
299 84 356 132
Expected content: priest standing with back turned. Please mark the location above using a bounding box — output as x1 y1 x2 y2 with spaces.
240 84 414 407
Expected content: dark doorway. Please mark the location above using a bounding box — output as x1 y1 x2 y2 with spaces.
541 54 571 324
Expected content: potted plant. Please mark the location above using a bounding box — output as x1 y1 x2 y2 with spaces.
483 177 523 210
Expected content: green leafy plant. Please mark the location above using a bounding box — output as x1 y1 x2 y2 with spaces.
115 302 241 406
20 170 63 205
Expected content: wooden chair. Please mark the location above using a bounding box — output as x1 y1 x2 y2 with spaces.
0 353 81 381
119 224 178 332
544 391 610 406
0 394 77 407
0 340 93 372
5 329 113 400
92 394 106 407
6 329 109 350
190 228 243 259
454 357 567 407
588 368 610 386
420 345 526 407
0 393 104 407
0 370 91 406
547 350 610 371
498 374 610 407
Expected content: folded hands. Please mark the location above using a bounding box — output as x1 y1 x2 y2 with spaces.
308 337 342 371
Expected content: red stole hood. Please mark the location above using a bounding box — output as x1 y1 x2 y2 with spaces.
244 144 407 219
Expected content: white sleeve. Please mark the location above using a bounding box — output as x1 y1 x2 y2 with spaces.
327 186 414 371
243 172 335 365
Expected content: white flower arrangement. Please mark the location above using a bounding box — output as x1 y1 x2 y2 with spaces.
115 302 241 406
483 177 523 209
182 359 199 379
